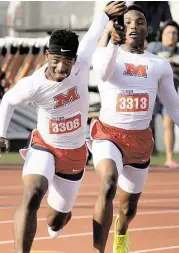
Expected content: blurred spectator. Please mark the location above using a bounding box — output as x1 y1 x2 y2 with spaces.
148 20 179 169
134 1 172 42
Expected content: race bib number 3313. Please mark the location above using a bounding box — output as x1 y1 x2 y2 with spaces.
49 114 82 134
116 93 149 112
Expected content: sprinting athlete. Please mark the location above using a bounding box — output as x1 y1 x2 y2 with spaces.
90 4 179 253
0 2 127 252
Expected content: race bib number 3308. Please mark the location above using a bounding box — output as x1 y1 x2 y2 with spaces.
49 114 82 134
116 92 149 113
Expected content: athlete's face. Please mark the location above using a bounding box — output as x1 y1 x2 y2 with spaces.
124 10 148 47
46 52 76 82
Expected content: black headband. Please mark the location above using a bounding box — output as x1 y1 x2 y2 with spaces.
48 44 77 58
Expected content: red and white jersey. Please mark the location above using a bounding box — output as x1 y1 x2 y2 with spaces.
92 41 179 130
0 12 109 149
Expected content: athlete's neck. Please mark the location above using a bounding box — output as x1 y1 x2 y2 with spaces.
121 44 144 54
45 68 53 81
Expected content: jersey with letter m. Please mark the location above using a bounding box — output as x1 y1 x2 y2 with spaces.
30 66 88 149
0 12 109 148
95 47 171 130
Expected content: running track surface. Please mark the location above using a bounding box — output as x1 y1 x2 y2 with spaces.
0 165 179 253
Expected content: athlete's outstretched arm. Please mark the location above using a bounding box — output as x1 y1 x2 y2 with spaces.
0 78 35 138
97 20 114 48
92 40 119 82
158 60 179 126
77 1 127 66
77 12 108 66
92 18 125 82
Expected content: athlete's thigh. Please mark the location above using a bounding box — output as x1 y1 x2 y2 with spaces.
22 147 55 186
118 164 149 194
47 171 85 213
92 140 123 175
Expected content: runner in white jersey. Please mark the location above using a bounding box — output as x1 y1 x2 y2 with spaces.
0 2 128 252
90 4 179 253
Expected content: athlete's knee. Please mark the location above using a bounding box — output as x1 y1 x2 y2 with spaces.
21 175 48 211
47 211 72 231
120 200 138 220
22 187 45 211
101 173 118 201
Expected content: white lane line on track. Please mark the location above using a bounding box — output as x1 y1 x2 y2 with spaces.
130 245 179 252
1 209 179 225
1 225 179 245
0 197 179 210
1 181 179 190
1 189 179 198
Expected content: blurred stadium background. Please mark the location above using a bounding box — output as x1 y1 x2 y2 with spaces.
0 1 179 165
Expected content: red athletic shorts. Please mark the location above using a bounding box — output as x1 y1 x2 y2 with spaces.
30 130 87 174
90 118 154 165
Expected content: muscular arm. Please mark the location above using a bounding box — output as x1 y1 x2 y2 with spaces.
77 12 109 66
158 60 179 126
92 40 119 82
0 78 35 138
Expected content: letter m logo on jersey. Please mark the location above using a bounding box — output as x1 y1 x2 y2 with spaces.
124 64 148 78
53 87 80 108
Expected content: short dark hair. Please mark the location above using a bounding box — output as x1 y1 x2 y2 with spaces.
157 20 179 42
127 4 148 23
49 29 79 53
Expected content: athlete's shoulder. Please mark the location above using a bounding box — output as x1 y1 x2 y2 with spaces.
145 50 170 64
74 57 89 71
27 63 47 86
10 75 36 96
16 65 46 93
17 75 34 85
145 51 172 78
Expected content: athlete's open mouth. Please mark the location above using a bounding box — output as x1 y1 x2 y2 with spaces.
129 32 138 38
